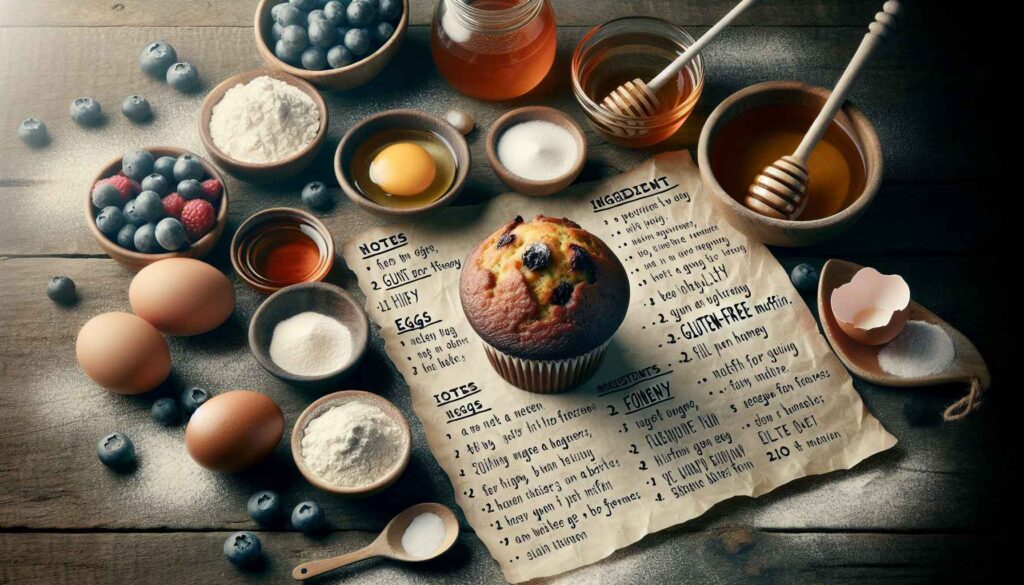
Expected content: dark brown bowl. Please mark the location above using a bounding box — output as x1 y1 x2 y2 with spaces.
248 282 369 390
291 390 411 497
254 0 409 91
85 147 229 272
230 207 335 294
334 109 471 220
198 69 328 183
485 106 588 197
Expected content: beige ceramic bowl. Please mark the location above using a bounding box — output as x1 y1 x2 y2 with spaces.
697 81 883 247
485 106 588 197
291 390 411 497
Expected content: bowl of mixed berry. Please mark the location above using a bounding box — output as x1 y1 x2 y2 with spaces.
86 147 229 270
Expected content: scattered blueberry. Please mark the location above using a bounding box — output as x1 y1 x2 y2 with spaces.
301 181 332 210
281 24 309 52
173 154 205 181
117 224 138 250
46 276 77 305
177 179 203 200
155 218 189 251
97 432 136 470
275 39 303 64
247 490 282 526
344 27 370 56
308 19 336 48
379 0 402 21
346 0 376 27
151 397 179 426
123 199 146 225
154 156 177 181
91 182 122 209
134 191 165 222
224 532 262 567
274 3 304 27
790 263 819 292
121 95 152 122
291 501 324 534
139 40 177 78
181 387 211 415
123 149 155 181
522 243 552 271
70 98 103 126
326 44 353 68
141 173 169 196
291 0 319 11
134 223 162 253
96 206 126 236
323 1 346 26
301 47 328 70
166 62 199 92
272 22 286 41
374 21 395 45
18 118 49 147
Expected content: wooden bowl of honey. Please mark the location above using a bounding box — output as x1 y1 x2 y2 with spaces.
230 207 334 294
697 81 883 247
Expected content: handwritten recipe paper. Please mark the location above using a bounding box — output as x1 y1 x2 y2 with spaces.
342 152 896 582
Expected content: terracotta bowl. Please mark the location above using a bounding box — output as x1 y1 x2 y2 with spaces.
485 106 588 197
85 147 229 272
254 0 409 91
198 69 328 183
335 109 471 220
248 282 369 389
291 390 411 497
697 81 883 247
230 207 335 294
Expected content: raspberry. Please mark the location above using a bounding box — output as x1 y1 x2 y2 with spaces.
162 193 186 219
99 175 133 202
200 179 222 204
180 199 215 240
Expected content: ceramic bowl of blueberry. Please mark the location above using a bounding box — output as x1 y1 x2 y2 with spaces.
254 0 408 91
86 147 229 271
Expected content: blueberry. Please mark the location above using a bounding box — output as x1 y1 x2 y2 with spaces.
173 154 205 181
123 149 155 181
301 47 328 70
140 173 168 196
379 0 401 21
346 0 376 27
373 21 395 45
117 224 138 250
790 263 819 292
271 2 289 22
290 0 319 10
247 490 282 526
273 3 304 27
97 432 136 470
139 40 177 77
18 118 49 147
275 39 303 64
70 98 102 126
224 532 262 567
151 397 179 425
272 22 285 41
121 95 152 122
166 62 199 92
91 182 122 209
326 44 353 68
134 191 164 222
134 223 162 253
123 199 146 226
308 19 336 49
301 181 332 210
154 156 177 181
181 387 211 415
155 218 189 251
522 243 551 271
323 1 346 26
291 501 324 533
344 27 371 56
96 206 126 236
550 281 575 306
308 9 328 24
46 276 77 305
281 24 309 52
178 179 203 200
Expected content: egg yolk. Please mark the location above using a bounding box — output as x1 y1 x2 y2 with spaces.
368 142 437 197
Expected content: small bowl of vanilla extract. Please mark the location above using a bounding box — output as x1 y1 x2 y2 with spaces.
230 207 335 294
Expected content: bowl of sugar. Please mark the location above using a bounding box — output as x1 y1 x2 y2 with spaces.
485 106 588 197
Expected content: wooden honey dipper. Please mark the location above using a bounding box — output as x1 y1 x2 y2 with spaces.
744 0 900 220
600 0 759 121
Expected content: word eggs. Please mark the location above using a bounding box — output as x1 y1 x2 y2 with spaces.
351 129 456 209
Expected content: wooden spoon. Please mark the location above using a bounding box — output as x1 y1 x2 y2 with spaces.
817 259 990 421
291 503 459 580
744 1 899 220
600 0 758 120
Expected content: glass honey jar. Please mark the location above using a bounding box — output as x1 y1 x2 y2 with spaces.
431 0 557 101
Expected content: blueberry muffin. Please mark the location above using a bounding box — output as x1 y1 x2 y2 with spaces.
460 215 629 392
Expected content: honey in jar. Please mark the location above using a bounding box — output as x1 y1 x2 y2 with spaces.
710 103 867 220
431 0 557 101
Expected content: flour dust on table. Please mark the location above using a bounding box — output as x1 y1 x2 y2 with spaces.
342 152 897 582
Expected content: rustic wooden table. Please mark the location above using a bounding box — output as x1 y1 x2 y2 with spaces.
0 1 1008 583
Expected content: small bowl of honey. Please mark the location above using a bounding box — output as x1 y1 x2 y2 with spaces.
230 207 335 294
697 81 883 247
335 109 470 220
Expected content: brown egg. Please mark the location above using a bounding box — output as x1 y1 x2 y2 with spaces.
76 312 171 395
185 390 284 473
129 258 235 336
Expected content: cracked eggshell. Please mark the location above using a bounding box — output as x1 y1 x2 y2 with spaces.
829 267 910 345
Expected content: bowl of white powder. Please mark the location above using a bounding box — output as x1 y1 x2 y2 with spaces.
248 282 369 389
291 390 411 497
198 69 327 183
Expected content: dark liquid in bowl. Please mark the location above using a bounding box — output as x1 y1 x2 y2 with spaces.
239 218 329 288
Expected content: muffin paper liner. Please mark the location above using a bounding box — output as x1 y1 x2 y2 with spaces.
482 341 609 394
